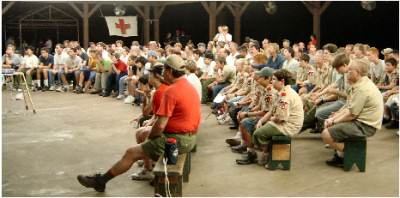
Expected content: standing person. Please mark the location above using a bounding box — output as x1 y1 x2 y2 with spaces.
36 47 54 91
77 54 201 193
322 59 383 167
307 34 318 52
45 37 53 53
213 26 232 48
163 32 173 47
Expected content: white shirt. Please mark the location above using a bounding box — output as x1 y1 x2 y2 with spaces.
226 56 235 67
282 58 299 80
185 73 202 100
53 52 68 68
204 61 216 76
215 33 232 47
196 57 206 73
102 50 109 58
22 55 39 69
121 55 129 64
370 59 385 81
144 62 151 75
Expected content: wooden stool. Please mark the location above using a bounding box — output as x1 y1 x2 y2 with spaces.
343 137 366 172
153 153 190 197
268 136 292 170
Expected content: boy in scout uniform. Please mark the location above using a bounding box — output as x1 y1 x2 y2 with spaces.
376 57 399 93
232 67 276 158
292 53 317 95
236 69 304 167
322 59 383 167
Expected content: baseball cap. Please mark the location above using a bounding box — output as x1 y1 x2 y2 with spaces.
157 58 166 64
254 67 274 78
165 54 185 71
204 53 213 60
381 48 393 55
197 43 206 47
146 50 158 58
148 65 164 76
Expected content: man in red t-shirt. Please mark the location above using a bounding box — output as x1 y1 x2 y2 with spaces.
103 52 128 97
77 55 201 192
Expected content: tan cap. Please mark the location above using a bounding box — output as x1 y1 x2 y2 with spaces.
165 54 185 71
381 48 393 55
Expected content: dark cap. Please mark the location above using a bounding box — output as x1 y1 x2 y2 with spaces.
204 53 213 60
148 65 164 76
197 43 206 47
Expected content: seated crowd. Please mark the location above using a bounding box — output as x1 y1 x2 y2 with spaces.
2 26 399 191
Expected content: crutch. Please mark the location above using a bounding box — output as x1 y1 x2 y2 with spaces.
20 73 36 114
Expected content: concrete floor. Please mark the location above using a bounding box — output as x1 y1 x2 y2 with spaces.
2 89 399 197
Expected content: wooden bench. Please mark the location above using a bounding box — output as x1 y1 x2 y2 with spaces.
267 136 292 170
343 137 366 172
153 152 191 197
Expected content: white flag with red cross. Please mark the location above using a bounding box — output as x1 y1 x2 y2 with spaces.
105 16 138 37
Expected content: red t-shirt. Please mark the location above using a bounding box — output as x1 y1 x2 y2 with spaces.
157 78 201 133
115 59 128 73
153 83 169 115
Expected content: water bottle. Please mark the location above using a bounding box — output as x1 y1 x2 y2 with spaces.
164 138 178 164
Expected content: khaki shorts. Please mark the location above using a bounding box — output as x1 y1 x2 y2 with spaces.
141 133 197 161
327 120 376 143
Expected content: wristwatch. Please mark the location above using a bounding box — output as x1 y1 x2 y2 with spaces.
234 93 237 97
245 113 249 117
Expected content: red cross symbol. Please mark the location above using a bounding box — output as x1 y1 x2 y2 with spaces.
115 19 131 34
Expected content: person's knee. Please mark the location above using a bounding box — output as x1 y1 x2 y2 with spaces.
322 129 332 143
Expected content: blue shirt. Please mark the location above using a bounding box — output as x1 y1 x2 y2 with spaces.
251 63 269 70
266 54 286 70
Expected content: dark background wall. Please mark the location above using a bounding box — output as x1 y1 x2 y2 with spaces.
2 1 399 55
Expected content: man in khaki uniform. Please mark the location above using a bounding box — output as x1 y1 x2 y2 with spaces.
322 59 383 167
236 69 304 168
210 57 236 103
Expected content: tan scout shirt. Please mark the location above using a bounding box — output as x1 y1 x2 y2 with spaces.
219 65 236 83
261 85 277 111
379 69 399 89
315 63 330 88
243 73 255 92
252 83 264 106
347 76 384 129
297 64 317 85
268 85 304 136
235 72 248 89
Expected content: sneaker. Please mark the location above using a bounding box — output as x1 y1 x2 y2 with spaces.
116 95 124 100
325 144 332 149
219 116 233 125
49 85 54 91
77 173 106 192
131 167 154 180
384 120 399 129
382 117 391 125
325 155 344 168
236 151 257 165
99 92 104 96
90 90 101 94
136 160 156 167
30 87 37 92
63 87 69 92
75 85 82 94
258 153 270 166
217 108 224 115
217 113 227 120
112 93 118 98
55 86 62 92
226 132 242 146
37 86 42 91
229 125 239 130
231 144 247 153
124 95 135 104
42 86 48 92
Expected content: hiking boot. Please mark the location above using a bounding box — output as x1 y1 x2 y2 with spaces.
258 153 270 166
231 144 247 153
236 151 257 165
102 91 110 97
325 155 344 168
131 167 154 180
226 132 242 147
77 173 105 192
384 120 399 129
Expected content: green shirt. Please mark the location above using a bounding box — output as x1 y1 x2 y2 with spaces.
97 57 111 71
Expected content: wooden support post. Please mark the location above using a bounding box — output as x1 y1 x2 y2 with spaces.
153 6 165 43
144 5 150 44
83 3 89 49
201 2 226 41
227 2 249 44
302 1 331 48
